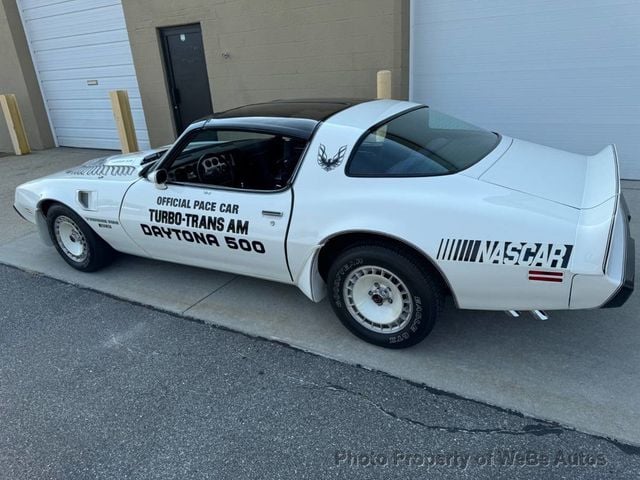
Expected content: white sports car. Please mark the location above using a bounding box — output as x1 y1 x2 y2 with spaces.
14 99 635 348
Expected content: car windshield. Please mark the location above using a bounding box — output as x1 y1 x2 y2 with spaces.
347 107 499 177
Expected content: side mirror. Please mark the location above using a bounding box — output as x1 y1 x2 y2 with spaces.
148 169 168 190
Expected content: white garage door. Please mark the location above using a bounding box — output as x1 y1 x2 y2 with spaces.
410 0 640 179
18 0 150 150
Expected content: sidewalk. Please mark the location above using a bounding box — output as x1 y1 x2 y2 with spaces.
2 148 640 446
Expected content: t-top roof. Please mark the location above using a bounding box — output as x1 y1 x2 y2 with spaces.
203 99 369 139
213 99 368 121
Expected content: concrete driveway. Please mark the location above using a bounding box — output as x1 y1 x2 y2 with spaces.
1 148 639 446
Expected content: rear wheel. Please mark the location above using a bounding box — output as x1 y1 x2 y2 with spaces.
327 245 442 348
47 204 114 272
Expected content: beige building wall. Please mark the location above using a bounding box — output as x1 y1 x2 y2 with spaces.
0 0 53 153
122 0 409 147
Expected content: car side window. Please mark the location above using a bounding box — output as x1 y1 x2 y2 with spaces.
347 107 499 177
164 128 307 191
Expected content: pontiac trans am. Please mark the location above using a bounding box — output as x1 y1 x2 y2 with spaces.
14 99 635 348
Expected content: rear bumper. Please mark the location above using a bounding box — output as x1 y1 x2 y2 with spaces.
602 196 635 308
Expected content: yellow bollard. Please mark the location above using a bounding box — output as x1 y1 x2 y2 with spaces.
376 70 392 100
0 94 31 155
109 90 139 153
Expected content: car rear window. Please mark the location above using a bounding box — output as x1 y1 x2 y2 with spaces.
347 107 499 177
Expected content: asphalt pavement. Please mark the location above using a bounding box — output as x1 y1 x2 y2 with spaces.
1 264 639 479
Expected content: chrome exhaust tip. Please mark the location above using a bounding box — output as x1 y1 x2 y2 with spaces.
531 310 549 321
505 310 521 318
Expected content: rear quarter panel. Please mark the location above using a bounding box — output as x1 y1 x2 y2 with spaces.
289 130 581 310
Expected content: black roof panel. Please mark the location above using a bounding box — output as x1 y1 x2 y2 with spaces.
212 99 368 121
202 99 369 140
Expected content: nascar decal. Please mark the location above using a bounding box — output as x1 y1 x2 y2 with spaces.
139 196 265 254
436 239 573 269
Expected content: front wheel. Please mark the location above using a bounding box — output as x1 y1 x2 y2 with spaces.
327 245 442 348
47 204 114 272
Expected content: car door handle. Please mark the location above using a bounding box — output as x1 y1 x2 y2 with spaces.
262 210 283 218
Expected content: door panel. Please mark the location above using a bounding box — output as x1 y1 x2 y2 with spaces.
120 179 293 283
160 24 213 133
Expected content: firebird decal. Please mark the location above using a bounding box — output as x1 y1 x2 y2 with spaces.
318 144 347 171
437 239 573 269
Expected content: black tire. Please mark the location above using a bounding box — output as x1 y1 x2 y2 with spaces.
46 204 114 272
327 244 442 348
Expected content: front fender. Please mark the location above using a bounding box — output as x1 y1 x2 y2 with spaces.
16 176 147 257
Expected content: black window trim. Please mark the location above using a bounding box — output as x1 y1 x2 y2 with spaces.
151 124 317 195
344 105 502 178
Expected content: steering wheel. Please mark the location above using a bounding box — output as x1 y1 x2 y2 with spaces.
196 152 235 185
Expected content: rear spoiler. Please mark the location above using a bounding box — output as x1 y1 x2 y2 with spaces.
572 144 621 274
582 144 619 209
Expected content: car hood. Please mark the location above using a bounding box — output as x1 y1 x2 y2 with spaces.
60 147 168 181
478 138 619 209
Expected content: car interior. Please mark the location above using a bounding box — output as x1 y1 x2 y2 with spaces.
166 130 307 191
